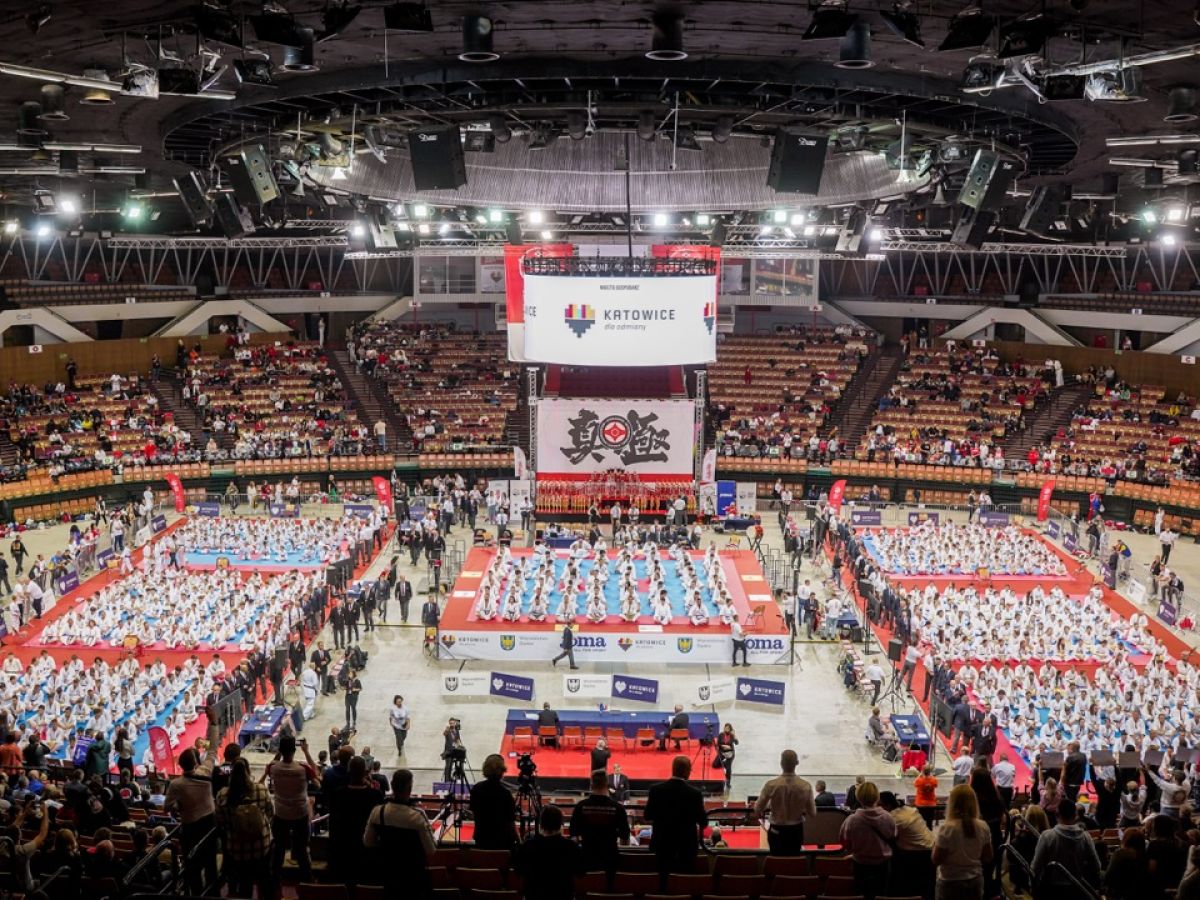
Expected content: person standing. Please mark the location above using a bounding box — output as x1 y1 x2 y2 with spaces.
344 668 362 729
0 555 10 596
164 721 221 893
328 757 386 886
839 781 896 900
644 756 707 880
753 749 817 855
396 574 413 624
469 754 518 850
1030 798 1101 900
730 614 749 667
716 724 738 790
362 769 436 896
10 535 26 576
266 734 318 884
1160 527 1178 565
389 695 410 757
914 765 939 828
608 765 630 803
311 642 332 695
590 738 611 774
300 663 320 720
932 784 993 900
1061 741 1087 802
865 659 885 705
513 805 583 900
570 768 630 884
214 758 275 900
551 623 578 669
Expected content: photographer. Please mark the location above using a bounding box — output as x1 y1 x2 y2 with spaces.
441 718 463 782
266 734 320 883
715 724 738 790
469 753 518 850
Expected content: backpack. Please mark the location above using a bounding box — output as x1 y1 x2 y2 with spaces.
227 795 266 844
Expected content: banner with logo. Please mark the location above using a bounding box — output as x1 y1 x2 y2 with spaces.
439 672 491 696
736 677 787 705
164 473 186 513
1129 581 1146 606
1157 598 1178 626
978 510 1010 526
1063 532 1078 553
194 500 221 517
850 508 882 527
513 447 528 479
735 482 758 515
344 503 375 519
536 398 695 477
908 511 940 526
612 674 659 704
701 449 717 484
716 481 737 516
1102 565 1117 589
1046 519 1061 539
828 479 847 513
96 547 114 568
56 565 80 595
147 726 174 773
372 476 393 512
437 628 790 664
693 677 737 706
1036 478 1056 522
509 480 533 512
563 673 612 698
151 514 167 533
489 672 535 702
480 255 506 293
269 502 299 518
515 273 718 365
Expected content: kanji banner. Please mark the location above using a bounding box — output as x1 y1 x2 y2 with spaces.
164 473 186 513
828 479 847 513
536 398 695 477
1037 478 1056 522
372 476 393 511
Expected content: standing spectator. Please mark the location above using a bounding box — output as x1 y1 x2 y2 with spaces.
914 765 939 828
0 797 51 890
1030 797 1101 900
513 805 582 900
753 749 817 855
214 758 274 900
363 769 435 896
344 667 362 729
879 791 934 898
570 768 630 884
932 784 992 900
10 535 26 575
328 756 385 885
267 734 319 883
715 724 738 790
992 753 1016 809
969 767 1006 893
644 756 707 880
1160 527 1178 564
839 781 896 900
164 722 221 893
1103 826 1148 900
389 695 410 757
469 754 518 850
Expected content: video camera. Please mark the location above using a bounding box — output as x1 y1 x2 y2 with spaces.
516 752 537 784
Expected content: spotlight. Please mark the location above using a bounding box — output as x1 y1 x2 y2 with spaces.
637 110 657 142
233 59 275 87
1165 87 1198 124
759 224 773 235
790 213 804 226
58 196 78 216
460 14 499 62
803 225 817 236
880 3 924 47
350 223 366 238
836 21 873 68
653 212 668 227
35 223 52 239
489 113 512 143
540 229 553 240
709 116 733 145
1161 232 1178 246
567 110 588 141
475 212 488 225
3 222 17 235
804 3 857 41
488 209 503 223
38 84 68 121
696 213 711 226
282 32 319 72
417 222 429 234
18 102 45 137
414 204 428 218
438 222 450 236
647 11 687 61
123 202 144 221
772 210 787 224
27 4 52 33
938 7 994 52
869 227 883 241
528 210 544 224
79 69 114 105
1142 209 1159 224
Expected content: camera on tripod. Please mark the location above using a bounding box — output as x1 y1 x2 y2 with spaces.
516 752 537 784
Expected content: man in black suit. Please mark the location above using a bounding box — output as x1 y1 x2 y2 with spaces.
644 756 707 882
972 712 998 759
421 595 440 629
537 702 560 747
395 574 413 624
590 738 611 773
659 704 689 750
329 602 345 650
551 623 578 669
608 764 630 802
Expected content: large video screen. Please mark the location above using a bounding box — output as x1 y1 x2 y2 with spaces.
536 398 696 477
512 274 718 365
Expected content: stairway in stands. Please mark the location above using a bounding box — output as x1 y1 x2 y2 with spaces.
826 345 905 450
503 368 533 455
1001 381 1094 460
150 375 212 445
328 350 411 452
0 429 19 466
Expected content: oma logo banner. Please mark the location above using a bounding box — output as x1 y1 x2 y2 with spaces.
746 638 787 651
574 636 607 649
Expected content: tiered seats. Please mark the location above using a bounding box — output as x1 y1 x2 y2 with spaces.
1 281 194 306
709 328 871 468
353 323 519 453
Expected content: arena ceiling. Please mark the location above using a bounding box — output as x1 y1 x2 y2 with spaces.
0 0 1197 248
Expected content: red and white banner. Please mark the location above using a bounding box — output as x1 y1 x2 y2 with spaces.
1037 478 1056 522
164 473 186 513
700 448 717 484
371 476 393 511
147 726 173 773
513 447 528 480
535 398 695 477
828 479 847 513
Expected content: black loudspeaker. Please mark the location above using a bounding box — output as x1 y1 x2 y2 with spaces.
367 211 397 250
1017 281 1039 308
409 126 467 190
951 206 994 249
174 170 213 227
214 192 253 239
836 208 868 255
887 638 903 662
847 624 864 642
767 129 829 194
229 145 279 206
1020 184 1066 238
957 149 1018 211
930 696 950 733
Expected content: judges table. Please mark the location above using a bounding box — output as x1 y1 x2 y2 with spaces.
720 517 757 532
544 536 577 549
890 714 931 753
238 706 290 749
506 709 720 741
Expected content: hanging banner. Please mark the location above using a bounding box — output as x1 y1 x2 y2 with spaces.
1037 478 1056 522
489 672 535 702
828 479 847 513
536 398 695 477
611 674 659 704
736 677 787 706
480 255 506 294
164 473 186 513
372 476 393 512
147 726 174 773
513 447 528 480
563 673 612 698
694 677 736 706
517 273 718 365
701 448 717 484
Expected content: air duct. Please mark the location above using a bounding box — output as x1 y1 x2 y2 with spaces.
460 15 499 62
646 12 687 60
38 83 68 121
79 68 114 105
837 21 873 69
1165 86 1198 123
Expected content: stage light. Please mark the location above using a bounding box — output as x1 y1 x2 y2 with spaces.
528 210 544 224
961 59 1003 93
759 224 773 235
567 110 588 141
540 229 553 240
783 227 795 238
460 14 499 62
653 212 668 227
647 11 687 61
637 110 657 142
396 222 411 232
58 196 77 216
417 222 429 234
696 213 711 226
38 84 68 121
803 225 817 236
880 3 924 47
1165 87 1198 124
474 212 487 225
804 2 856 40
414 204 428 218
350 223 366 238
711 116 733 144
1142 209 1158 224
438 222 451 236
489 113 512 143
2 221 17 235
869 227 883 241
938 6 994 52
1166 205 1187 223
79 69 114 105
772 209 787 224
280 30 319 73
790 212 804 226
836 21 873 69
123 202 144 221
488 209 503 223
1161 232 1178 246
35 223 51 239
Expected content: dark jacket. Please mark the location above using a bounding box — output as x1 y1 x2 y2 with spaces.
644 777 706 862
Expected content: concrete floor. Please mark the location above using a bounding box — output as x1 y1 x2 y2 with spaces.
9 501 1197 800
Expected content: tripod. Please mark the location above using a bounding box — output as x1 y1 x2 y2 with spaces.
435 754 474 844
875 666 904 714
692 723 715 787
515 775 543 839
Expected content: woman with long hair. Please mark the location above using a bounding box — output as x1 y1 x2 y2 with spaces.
969 766 1007 892
1008 804 1050 892
932 784 993 900
114 727 134 776
215 757 274 899
716 724 738 791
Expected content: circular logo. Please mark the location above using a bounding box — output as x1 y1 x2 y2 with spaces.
599 416 630 449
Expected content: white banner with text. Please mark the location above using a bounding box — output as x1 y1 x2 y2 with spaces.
536 398 696 477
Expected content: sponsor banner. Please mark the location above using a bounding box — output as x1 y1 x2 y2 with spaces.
440 672 491 696
907 511 940 526
164 473 186 513
509 480 533 511
480 255 505 294
514 447 528 479
1129 581 1147 606
344 503 375 519
269 502 300 518
1102 565 1117 589
701 448 717 484
1063 532 1078 553
694 677 736 706
151 514 168 533
56 565 80 595
978 510 1010 527
436 629 790 664
96 547 114 568
519 273 718 366
536 398 695 476
828 479 847 513
1046 520 1061 539
1158 598 1178 626
736 677 787 706
563 674 612 698
736 483 758 516
612 674 659 704
850 508 882 527
490 672 535 702
372 476 393 512
716 481 736 516
1036 478 1056 522
194 501 221 517
147 726 173 773
72 735 94 768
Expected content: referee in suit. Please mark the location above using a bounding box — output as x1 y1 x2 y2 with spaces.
395 574 414 623
644 756 707 882
608 765 631 802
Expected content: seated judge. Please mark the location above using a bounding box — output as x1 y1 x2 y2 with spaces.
538 702 560 747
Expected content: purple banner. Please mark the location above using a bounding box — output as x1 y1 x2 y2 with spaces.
611 674 659 704
269 502 300 518
195 501 221 517
71 735 94 767
978 510 1010 527
489 672 535 702
850 509 883 526
56 565 80 595
344 503 375 518
736 676 786 705
1102 565 1117 589
907 511 940 526
151 514 168 533
1046 520 1061 539
1063 532 1078 553
1158 599 1178 626
96 547 114 568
